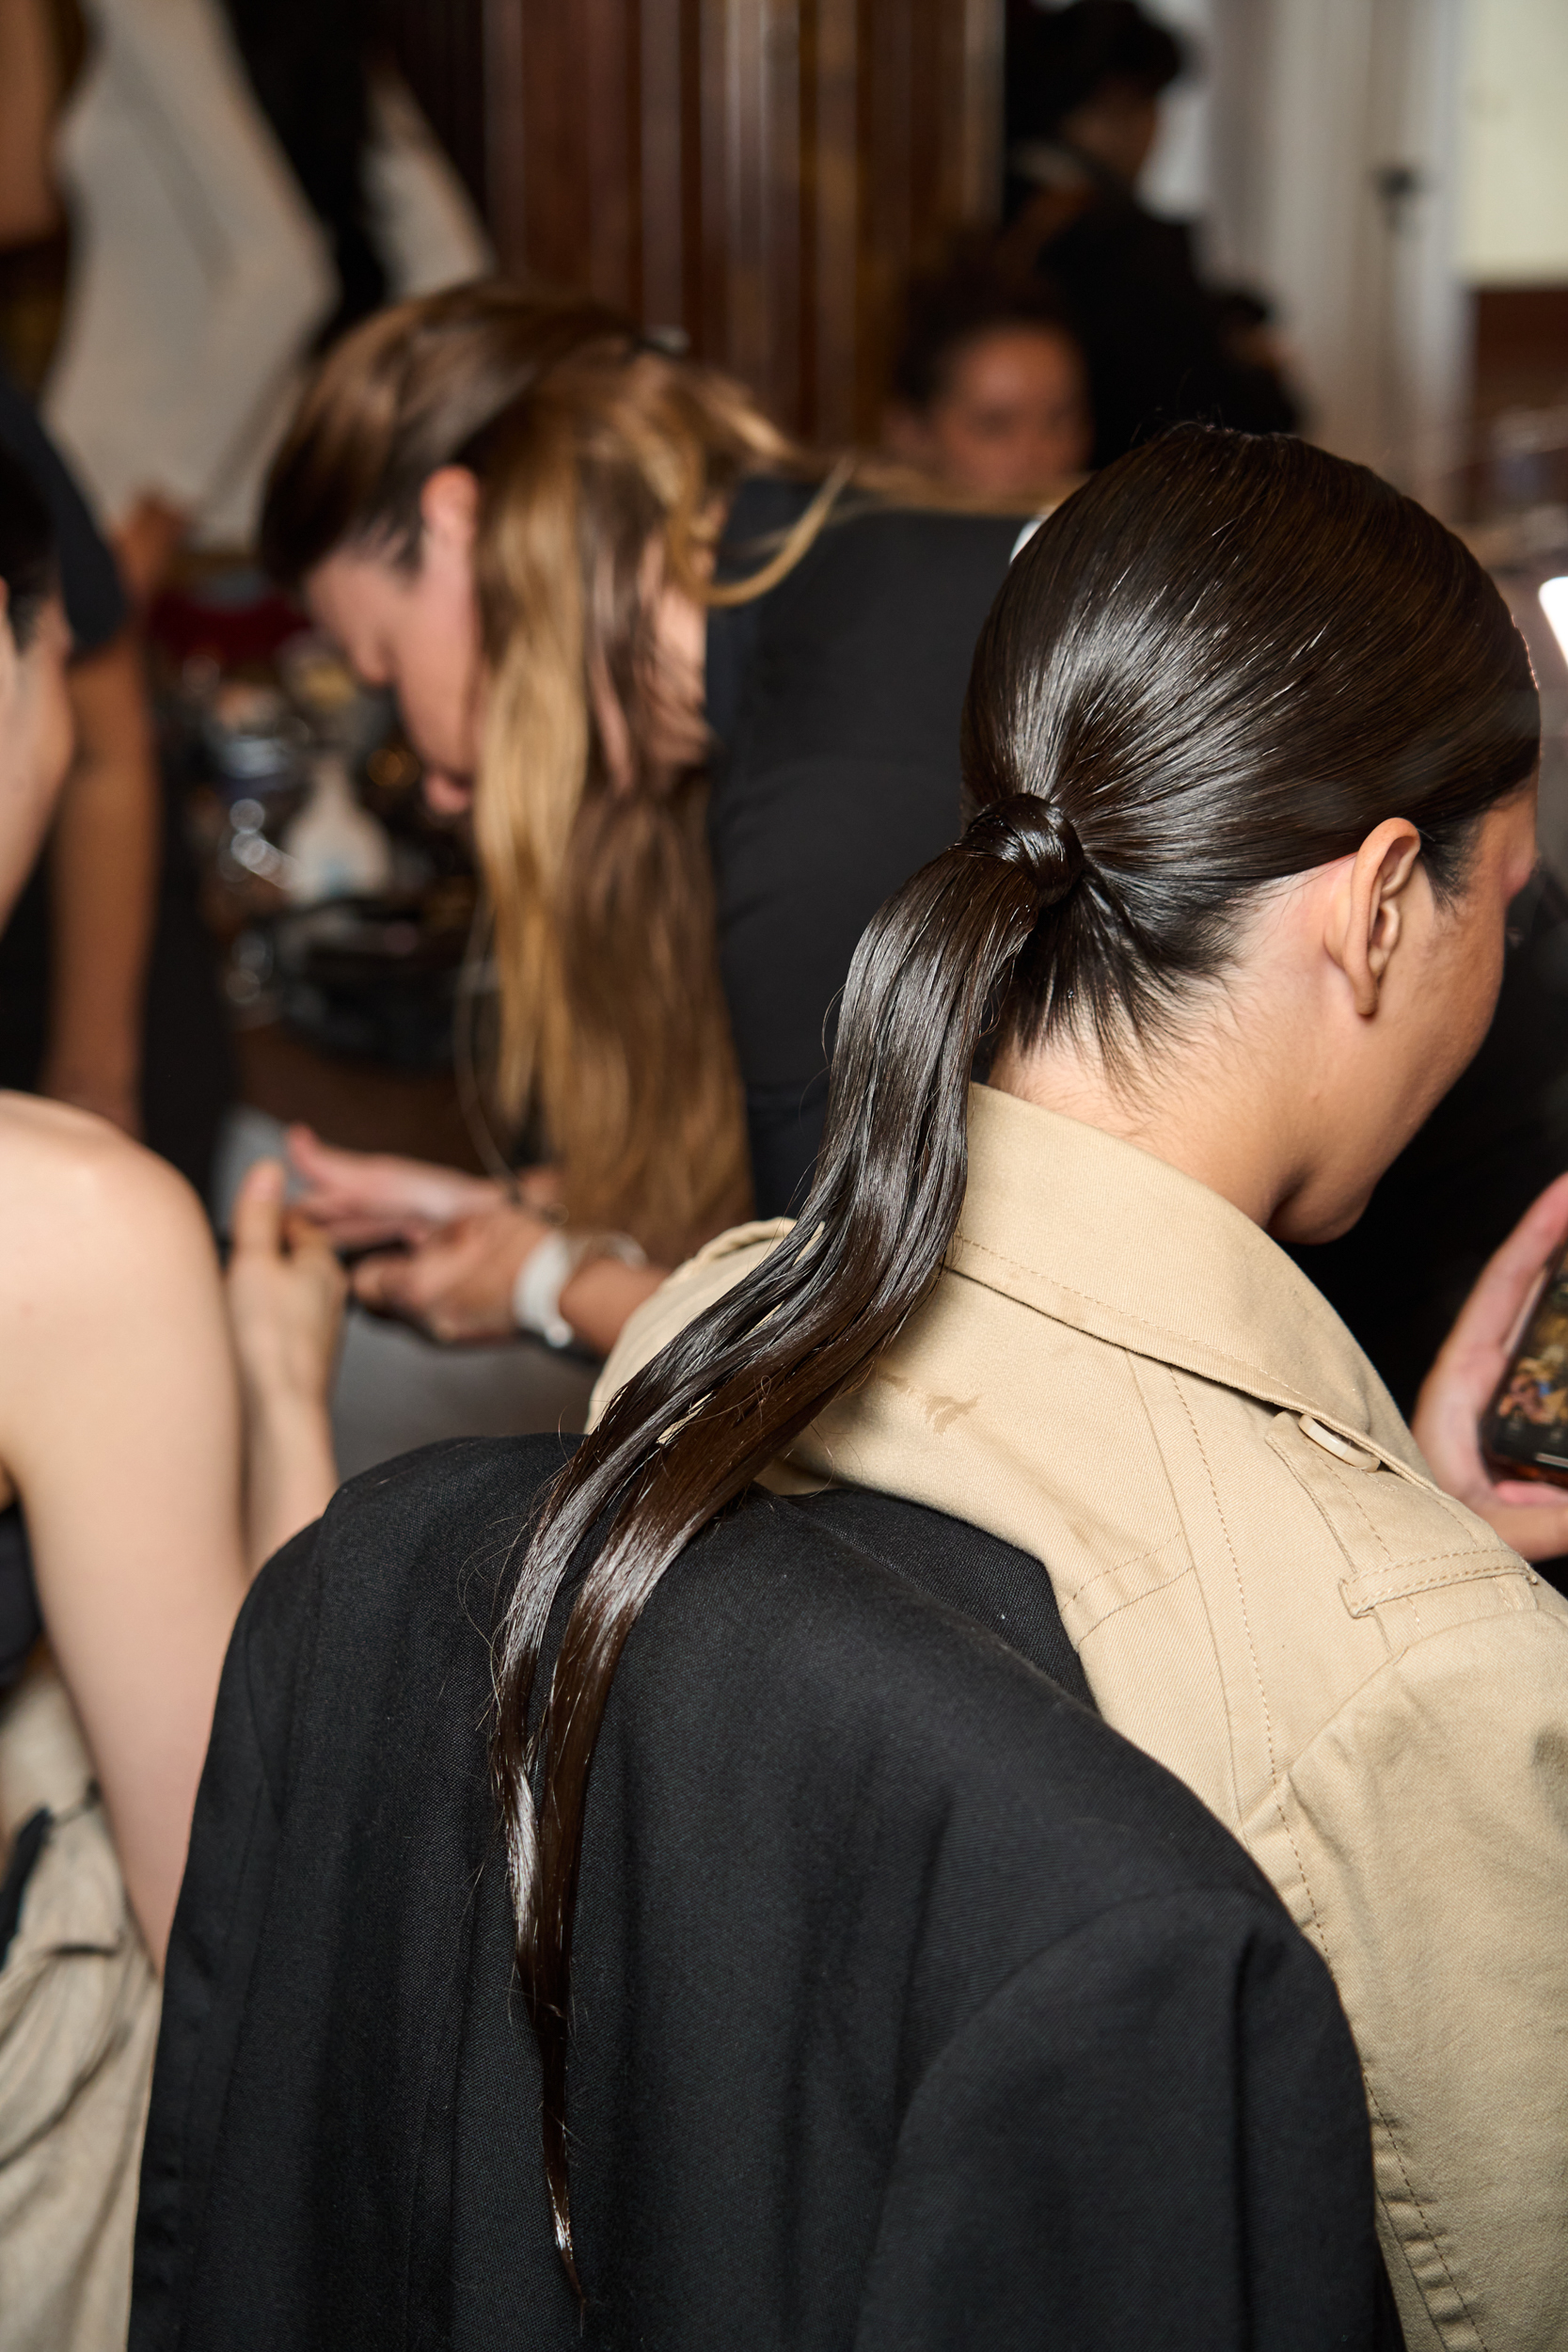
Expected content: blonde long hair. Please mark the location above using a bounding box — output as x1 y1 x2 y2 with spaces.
261 282 964 1261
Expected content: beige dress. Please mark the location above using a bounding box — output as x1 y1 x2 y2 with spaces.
596 1082 1568 2352
0 1669 158 2352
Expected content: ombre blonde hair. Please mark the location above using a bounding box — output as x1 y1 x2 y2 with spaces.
261 281 967 1263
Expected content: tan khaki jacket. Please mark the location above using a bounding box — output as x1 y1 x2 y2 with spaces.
595 1083 1568 2352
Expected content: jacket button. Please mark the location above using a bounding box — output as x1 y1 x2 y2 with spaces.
1299 1414 1381 1471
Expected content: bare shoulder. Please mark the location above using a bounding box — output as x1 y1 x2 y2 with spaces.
0 1092 214 1292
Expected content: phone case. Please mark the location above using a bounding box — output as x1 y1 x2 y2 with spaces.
1481 1240 1568 1489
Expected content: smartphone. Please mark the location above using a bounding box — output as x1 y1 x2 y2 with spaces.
1481 1240 1568 1487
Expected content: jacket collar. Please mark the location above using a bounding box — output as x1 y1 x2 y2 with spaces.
953 1086 1419 1465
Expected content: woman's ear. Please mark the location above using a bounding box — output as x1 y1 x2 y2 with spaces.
419 466 481 554
1325 817 1423 1016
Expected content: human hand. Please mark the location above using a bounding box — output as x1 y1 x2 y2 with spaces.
350 1200 554 1343
1413 1170 1568 1561
284 1124 508 1250
226 1158 348 1412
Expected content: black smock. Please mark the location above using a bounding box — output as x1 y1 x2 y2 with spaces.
132 1435 1394 2351
1004 158 1300 468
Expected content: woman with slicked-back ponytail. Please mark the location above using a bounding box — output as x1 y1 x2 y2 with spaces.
138 426 1566 2352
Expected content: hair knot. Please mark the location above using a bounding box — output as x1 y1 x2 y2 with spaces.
965 794 1085 908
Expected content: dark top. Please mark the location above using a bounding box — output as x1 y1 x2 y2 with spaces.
133 1435 1394 2351
1006 164 1300 467
0 369 126 657
0 373 235 1196
708 482 1025 1214
0 1506 40 1694
1293 868 1568 1413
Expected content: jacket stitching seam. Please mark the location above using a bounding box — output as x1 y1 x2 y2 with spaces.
1069 1558 1196 1639
1173 1381 1280 1787
1348 1547 1524 1579
1360 2068 1483 2343
1125 1357 1243 1823
1165 1374 1288 1853
1062 1534 1189 1612
1171 1382 1338 1980
1333 1465 1394 1565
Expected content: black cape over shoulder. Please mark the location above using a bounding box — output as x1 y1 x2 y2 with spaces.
133 1437 1391 2351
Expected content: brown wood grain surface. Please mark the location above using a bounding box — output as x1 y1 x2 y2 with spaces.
445 0 1002 443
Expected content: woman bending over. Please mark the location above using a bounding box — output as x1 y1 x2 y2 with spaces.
258 282 1035 1358
587 425 1566 2349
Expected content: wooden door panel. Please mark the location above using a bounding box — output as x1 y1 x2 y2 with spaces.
457 0 1001 440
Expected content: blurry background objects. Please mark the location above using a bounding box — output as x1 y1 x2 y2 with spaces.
883 255 1092 498
40 0 490 594
999 0 1301 462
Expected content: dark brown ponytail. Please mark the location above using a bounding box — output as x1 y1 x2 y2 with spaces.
492 792 1081 2283
490 423 1540 2290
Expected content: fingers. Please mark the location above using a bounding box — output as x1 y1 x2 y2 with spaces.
281 1205 341 1265
348 1213 528 1344
230 1158 285 1260
283 1123 355 1202
1493 1477 1568 1506
1445 1171 1568 1359
1478 1497 1568 1565
350 1247 421 1320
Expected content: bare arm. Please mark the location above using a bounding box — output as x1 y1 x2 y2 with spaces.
284 1128 668 1355
43 631 158 1134
349 1203 667 1356
0 1103 247 1965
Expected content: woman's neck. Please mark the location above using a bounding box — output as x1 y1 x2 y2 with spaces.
989 1026 1298 1232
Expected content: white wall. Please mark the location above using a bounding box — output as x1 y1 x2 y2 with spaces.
1027 0 1472 501
1204 0 1468 502
1138 0 1213 225
1458 0 1568 283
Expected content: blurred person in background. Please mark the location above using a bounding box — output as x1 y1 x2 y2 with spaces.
256 287 1568 1608
0 373 155 1138
0 12 158 1143
884 259 1092 502
259 285 1041 1371
36 0 489 599
0 440 342 2350
1001 0 1299 465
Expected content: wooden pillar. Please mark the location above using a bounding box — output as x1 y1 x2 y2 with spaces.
476 0 1003 442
